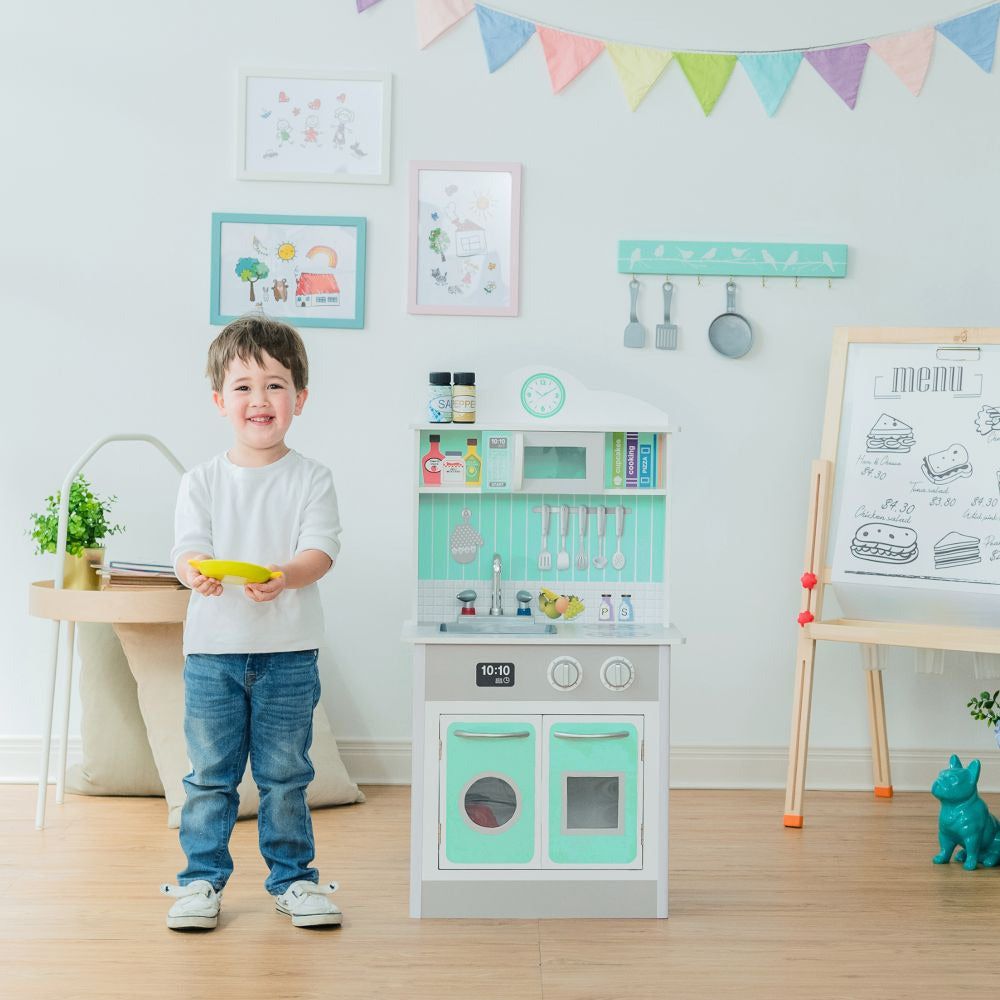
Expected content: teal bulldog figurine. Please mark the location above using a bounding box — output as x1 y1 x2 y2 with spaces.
932 755 1000 870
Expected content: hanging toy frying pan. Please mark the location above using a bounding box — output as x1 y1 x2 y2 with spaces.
708 281 753 359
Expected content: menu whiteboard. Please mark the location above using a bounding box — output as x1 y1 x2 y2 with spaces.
828 341 1000 620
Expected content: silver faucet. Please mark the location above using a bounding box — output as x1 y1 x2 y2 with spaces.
489 553 503 616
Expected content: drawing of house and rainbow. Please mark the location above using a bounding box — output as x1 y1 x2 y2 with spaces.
295 245 340 307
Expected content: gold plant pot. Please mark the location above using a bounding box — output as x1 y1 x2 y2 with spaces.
62 548 105 591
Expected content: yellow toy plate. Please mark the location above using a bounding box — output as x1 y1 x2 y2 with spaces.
189 559 283 585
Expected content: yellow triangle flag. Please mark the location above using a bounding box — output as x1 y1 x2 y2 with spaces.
606 42 673 110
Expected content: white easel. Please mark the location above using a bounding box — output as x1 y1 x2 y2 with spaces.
785 327 1000 828
32 435 185 829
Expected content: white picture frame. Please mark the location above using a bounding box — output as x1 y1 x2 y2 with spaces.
238 69 391 184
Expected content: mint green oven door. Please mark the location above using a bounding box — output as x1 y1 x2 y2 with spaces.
546 717 642 868
441 717 539 868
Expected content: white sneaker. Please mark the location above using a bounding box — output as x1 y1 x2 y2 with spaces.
160 880 221 930
274 880 342 927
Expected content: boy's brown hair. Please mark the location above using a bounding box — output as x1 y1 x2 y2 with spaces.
206 315 309 393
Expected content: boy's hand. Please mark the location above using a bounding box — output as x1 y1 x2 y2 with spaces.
244 565 286 603
185 554 223 597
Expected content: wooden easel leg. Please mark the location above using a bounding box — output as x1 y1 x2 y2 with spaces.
784 635 817 828
862 644 892 798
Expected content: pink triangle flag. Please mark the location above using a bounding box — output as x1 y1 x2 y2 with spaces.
870 27 934 95
805 43 869 109
536 26 605 93
417 0 473 49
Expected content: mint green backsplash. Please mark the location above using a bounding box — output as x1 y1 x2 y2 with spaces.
417 493 665 584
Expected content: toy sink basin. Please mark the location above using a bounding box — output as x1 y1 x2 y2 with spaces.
189 559 283 585
439 618 557 635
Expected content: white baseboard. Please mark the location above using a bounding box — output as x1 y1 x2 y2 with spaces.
2 737 996 791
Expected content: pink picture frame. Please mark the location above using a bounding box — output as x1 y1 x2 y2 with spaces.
407 161 521 317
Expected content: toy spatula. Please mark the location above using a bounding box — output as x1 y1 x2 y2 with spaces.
624 279 646 348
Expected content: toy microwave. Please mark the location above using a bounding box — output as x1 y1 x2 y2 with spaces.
516 431 605 492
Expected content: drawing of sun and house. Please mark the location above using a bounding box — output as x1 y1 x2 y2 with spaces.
295 245 340 307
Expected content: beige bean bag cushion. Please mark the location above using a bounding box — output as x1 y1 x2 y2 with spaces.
70 622 363 827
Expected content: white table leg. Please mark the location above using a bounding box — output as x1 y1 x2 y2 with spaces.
35 619 63 830
55 620 76 805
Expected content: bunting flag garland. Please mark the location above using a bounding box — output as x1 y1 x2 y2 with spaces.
357 0 383 12
937 4 1000 70
416 0 473 49
804 43 870 109
869 28 935 96
384 2 1000 116
674 53 737 115
738 52 803 116
606 43 673 111
536 26 605 93
475 5 535 72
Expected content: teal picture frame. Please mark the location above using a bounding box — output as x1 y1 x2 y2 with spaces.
210 212 366 328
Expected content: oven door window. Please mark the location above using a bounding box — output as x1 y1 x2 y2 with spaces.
563 773 624 834
463 774 520 832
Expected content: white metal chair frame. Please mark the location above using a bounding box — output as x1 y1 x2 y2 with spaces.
35 435 185 829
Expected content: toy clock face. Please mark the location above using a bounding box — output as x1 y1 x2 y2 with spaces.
520 373 565 418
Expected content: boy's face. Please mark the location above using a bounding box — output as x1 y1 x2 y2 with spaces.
214 352 307 456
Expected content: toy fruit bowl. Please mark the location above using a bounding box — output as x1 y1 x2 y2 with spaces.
539 588 585 621
188 559 283 586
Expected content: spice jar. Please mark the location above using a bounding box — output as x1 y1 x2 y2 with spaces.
428 372 452 423
452 372 476 424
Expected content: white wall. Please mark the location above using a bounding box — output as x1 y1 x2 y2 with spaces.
4 0 1000 786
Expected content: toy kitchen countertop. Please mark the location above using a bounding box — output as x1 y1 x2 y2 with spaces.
402 620 684 645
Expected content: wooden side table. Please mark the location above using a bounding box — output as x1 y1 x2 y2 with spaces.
28 581 190 828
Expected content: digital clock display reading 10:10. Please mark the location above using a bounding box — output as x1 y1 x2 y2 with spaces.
476 662 515 687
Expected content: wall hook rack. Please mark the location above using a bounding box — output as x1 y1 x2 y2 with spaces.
617 240 848 280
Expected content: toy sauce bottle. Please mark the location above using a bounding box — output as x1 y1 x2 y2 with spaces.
464 438 482 487
422 434 444 486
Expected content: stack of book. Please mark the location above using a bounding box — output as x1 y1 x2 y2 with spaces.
98 561 182 591
605 432 665 489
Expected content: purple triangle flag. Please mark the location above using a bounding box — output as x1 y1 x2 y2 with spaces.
357 0 382 10
937 3 1000 71
805 43 869 109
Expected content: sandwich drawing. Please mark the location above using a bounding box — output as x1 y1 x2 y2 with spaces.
866 413 915 453
850 523 918 564
933 531 981 569
921 443 973 485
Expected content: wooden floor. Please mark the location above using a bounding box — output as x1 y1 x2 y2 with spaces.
4 784 999 999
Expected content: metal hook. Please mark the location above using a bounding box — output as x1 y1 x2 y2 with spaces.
827 278 832 289
697 274 702 286
794 275 799 288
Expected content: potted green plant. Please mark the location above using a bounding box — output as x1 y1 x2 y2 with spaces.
27 475 124 590
967 689 1000 749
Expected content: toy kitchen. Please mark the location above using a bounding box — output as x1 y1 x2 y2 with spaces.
402 367 683 919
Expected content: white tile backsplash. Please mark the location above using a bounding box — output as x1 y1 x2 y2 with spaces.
418 579 665 625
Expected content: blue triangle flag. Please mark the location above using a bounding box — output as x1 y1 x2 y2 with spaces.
937 3 1000 71
739 52 803 116
475 5 536 73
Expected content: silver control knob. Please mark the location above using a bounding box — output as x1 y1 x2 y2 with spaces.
600 656 635 692
547 656 583 692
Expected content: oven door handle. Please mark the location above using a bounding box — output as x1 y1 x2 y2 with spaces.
453 730 532 739
552 730 631 740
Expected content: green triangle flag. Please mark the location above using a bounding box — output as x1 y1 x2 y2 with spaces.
606 43 673 111
674 52 737 115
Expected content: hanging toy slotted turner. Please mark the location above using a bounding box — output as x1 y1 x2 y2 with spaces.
624 278 646 348
655 280 678 350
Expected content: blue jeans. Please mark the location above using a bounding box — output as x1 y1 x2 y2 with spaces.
177 650 321 895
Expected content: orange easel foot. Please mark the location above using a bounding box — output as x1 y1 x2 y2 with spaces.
783 814 803 828
874 785 893 798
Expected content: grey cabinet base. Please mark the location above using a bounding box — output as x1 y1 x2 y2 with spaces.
420 879 664 919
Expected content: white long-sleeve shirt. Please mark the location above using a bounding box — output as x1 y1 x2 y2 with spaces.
171 450 342 655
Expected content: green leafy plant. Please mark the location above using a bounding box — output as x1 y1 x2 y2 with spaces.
27 475 124 557
968 690 1000 730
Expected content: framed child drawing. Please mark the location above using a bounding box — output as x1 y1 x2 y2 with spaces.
407 161 522 317
238 70 391 184
210 213 366 329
